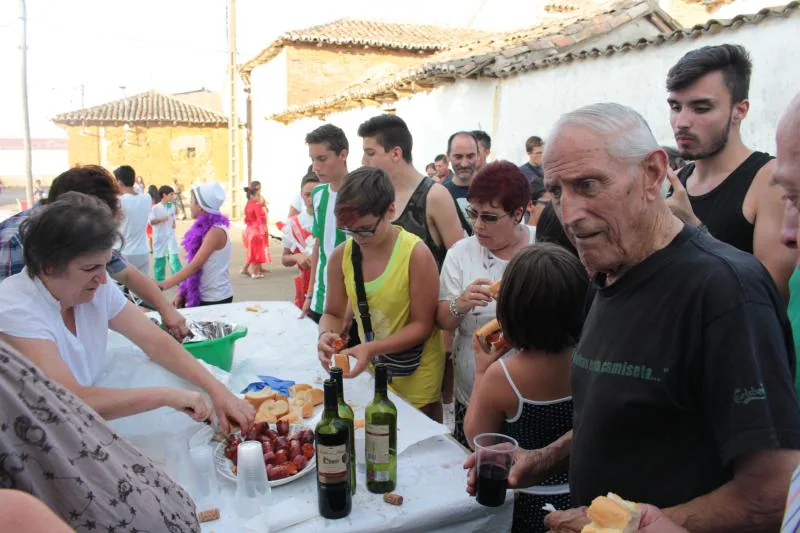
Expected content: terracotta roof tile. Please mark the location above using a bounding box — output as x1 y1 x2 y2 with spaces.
240 19 492 75
52 90 228 127
268 0 797 123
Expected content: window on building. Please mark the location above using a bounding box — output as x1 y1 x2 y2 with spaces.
186 147 196 158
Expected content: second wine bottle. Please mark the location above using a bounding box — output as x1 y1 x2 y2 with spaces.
365 363 397 493
330 366 356 495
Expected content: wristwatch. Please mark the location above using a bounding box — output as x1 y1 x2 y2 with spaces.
305 293 312 300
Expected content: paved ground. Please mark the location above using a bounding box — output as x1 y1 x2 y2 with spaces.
0 187 298 304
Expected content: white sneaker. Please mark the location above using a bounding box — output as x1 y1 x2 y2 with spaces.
443 402 455 432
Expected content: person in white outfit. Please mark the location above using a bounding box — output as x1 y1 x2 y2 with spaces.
114 166 151 277
150 185 182 281
158 182 233 307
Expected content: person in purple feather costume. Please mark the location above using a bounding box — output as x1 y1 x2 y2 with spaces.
158 182 234 308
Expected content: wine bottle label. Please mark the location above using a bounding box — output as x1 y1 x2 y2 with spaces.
366 424 390 464
317 444 348 485
370 470 390 482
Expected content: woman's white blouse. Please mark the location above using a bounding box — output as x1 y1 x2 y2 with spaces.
439 226 535 405
0 269 128 385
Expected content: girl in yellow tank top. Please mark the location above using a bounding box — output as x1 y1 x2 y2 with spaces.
341 230 444 409
317 167 444 420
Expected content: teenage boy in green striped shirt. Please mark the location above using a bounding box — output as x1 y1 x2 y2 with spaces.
301 124 349 323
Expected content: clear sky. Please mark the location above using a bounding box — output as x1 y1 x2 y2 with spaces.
0 0 552 138
0 0 773 139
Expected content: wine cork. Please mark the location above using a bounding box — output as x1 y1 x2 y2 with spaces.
383 492 404 506
197 508 220 523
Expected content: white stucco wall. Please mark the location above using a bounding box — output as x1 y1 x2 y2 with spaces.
494 15 799 164
254 15 799 217
0 149 68 185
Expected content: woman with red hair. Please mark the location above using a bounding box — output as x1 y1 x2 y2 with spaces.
436 160 534 447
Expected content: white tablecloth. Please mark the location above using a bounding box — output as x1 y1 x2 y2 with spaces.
98 301 513 532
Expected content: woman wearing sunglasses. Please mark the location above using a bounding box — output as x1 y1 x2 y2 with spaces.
436 160 534 447
317 167 445 421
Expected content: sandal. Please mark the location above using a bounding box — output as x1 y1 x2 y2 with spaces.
250 273 265 279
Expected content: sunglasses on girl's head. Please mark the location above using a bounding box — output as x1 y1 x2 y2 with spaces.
465 206 509 223
337 217 381 238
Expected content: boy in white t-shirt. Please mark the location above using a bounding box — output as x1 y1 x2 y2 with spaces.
114 166 152 276
149 185 182 282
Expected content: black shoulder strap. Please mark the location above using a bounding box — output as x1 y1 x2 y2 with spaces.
455 196 473 236
351 242 374 341
676 163 694 186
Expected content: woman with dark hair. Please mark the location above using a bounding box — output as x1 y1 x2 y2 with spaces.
0 192 254 430
464 243 588 532
436 160 535 447
317 167 445 421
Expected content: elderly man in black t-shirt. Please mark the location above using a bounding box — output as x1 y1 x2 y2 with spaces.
465 103 800 532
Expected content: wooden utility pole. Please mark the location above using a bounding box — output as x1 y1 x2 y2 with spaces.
227 0 240 218
19 0 33 207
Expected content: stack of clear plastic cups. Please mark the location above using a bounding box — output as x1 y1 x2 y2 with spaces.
188 444 217 508
234 441 272 524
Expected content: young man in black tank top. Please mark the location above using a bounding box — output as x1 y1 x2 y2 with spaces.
358 114 466 415
665 44 794 298
357 115 465 266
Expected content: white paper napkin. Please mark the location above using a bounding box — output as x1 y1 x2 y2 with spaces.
242 497 318 533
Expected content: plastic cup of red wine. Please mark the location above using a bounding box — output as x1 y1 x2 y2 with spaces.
235 441 272 520
473 433 517 507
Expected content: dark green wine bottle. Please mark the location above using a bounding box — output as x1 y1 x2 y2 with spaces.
365 363 397 493
330 367 356 495
315 379 352 518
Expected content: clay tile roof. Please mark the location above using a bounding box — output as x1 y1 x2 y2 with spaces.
268 0 798 124
239 19 493 75
52 90 229 127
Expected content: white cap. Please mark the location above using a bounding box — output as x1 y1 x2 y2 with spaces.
192 182 225 214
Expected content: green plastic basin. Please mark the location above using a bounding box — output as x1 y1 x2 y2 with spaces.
182 324 248 371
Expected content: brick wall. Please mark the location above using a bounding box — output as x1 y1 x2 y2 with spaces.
66 125 102 167
63 124 245 215
65 124 238 190
285 43 433 106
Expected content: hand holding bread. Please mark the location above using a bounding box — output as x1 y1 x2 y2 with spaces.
581 493 641 533
338 343 372 379
209 387 256 434
317 332 344 371
456 278 496 314
472 327 509 374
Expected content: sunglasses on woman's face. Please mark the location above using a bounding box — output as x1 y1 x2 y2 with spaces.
337 217 381 238
465 206 509 223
